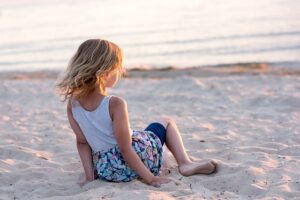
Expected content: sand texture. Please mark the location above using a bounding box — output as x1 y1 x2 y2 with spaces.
1 68 300 199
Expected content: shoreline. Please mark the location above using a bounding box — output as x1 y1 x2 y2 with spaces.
1 63 300 80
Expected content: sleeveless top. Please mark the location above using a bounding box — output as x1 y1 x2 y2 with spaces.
71 95 163 182
71 95 132 152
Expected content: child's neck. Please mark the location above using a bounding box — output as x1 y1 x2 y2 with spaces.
78 90 107 112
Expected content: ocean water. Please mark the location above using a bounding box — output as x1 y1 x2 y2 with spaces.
0 0 300 71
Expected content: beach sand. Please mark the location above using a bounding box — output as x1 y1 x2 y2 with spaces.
1 64 300 199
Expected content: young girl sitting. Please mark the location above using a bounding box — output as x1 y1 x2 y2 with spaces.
57 39 217 187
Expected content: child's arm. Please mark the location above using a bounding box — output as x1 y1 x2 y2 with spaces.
67 101 94 183
110 97 170 187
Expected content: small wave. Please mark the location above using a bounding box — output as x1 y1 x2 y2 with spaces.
123 30 300 47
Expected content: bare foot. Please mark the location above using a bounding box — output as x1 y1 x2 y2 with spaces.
179 160 217 176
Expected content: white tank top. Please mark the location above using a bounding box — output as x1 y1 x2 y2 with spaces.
71 96 129 153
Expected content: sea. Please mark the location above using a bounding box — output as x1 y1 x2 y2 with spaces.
0 0 300 71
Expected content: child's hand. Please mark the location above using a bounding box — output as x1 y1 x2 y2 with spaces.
148 176 172 188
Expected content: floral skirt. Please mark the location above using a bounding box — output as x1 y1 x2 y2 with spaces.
92 130 163 182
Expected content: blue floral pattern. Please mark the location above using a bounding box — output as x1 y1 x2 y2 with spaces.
92 130 163 182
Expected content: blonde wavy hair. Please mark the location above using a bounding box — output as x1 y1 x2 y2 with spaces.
57 39 123 101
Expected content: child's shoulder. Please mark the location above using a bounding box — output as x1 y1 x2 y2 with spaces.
66 98 82 112
67 99 72 110
110 95 127 107
109 96 128 114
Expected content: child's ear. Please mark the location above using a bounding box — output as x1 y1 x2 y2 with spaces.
102 72 110 78
105 72 113 79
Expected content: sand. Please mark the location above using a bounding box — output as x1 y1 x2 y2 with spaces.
1 65 300 199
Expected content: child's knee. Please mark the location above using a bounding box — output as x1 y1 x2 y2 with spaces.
158 117 174 128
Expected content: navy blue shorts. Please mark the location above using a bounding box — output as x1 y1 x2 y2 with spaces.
144 122 167 146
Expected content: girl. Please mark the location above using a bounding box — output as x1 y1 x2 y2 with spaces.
57 39 217 187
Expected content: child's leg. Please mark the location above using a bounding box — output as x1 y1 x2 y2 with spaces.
158 117 217 176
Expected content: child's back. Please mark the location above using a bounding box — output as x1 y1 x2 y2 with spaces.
71 95 117 153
